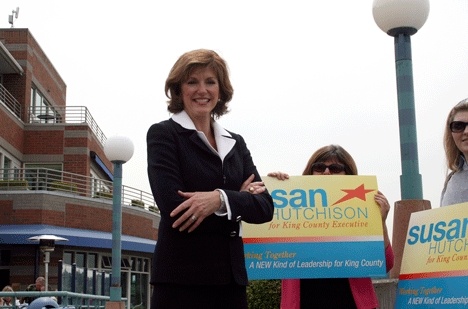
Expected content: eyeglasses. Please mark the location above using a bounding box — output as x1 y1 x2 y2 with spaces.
311 163 345 174
450 121 468 133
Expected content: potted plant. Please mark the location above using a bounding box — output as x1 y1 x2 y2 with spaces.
131 199 145 208
148 205 159 213
95 190 113 199
49 181 78 193
0 180 29 190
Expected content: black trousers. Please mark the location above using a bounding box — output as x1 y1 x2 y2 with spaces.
151 280 247 309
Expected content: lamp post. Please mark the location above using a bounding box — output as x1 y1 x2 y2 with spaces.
373 0 431 279
103 135 134 309
28 235 68 291
372 0 429 199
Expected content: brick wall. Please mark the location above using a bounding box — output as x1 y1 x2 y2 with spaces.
23 130 64 154
0 193 159 241
0 29 66 109
0 107 24 151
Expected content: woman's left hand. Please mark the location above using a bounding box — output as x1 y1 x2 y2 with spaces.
171 190 220 233
375 190 392 249
374 190 390 222
267 171 289 180
240 174 265 194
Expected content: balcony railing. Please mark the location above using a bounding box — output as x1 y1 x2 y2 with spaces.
0 87 105 147
0 168 159 213
28 106 107 146
0 83 22 119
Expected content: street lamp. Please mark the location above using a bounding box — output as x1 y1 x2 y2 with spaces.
104 135 134 309
372 0 429 199
28 234 68 291
373 0 431 279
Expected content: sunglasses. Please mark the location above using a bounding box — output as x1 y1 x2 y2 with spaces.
450 121 468 133
311 163 345 174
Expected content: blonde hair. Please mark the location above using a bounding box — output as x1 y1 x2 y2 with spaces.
2 285 13 292
443 98 468 172
1 285 14 304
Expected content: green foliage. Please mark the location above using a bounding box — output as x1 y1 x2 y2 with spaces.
148 205 159 213
0 180 28 189
247 279 281 309
94 190 112 199
49 181 77 192
131 199 145 207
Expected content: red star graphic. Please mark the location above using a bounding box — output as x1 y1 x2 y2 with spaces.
332 184 375 205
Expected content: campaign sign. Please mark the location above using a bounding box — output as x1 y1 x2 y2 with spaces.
396 203 468 308
243 175 386 280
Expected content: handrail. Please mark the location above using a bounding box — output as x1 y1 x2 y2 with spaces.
0 168 159 214
0 83 22 119
0 291 127 308
1 89 105 147
28 106 107 146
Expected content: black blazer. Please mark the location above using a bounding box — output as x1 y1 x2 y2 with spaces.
147 117 274 286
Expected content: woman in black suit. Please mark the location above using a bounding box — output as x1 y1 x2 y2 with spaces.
147 49 274 309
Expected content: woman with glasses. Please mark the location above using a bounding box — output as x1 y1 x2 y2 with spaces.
441 98 468 207
267 144 394 309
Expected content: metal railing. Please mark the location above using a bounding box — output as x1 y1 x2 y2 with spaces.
0 83 22 119
0 88 104 147
0 290 122 308
28 106 107 146
0 168 159 213
58 261 147 309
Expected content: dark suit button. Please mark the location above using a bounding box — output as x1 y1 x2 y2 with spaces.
236 216 241 222
230 231 237 237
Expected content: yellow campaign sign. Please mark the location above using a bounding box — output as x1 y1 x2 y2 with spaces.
400 203 468 275
244 175 383 238
243 175 386 279
395 202 468 308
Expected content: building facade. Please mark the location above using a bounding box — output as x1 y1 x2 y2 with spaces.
0 28 159 309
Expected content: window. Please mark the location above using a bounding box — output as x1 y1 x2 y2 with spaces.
2 157 11 179
24 163 62 190
101 256 131 269
88 253 97 269
90 169 111 198
0 148 21 180
30 87 57 123
76 252 85 268
3 157 11 169
130 273 149 309
63 252 72 265
62 251 97 295
61 251 150 306
131 257 149 272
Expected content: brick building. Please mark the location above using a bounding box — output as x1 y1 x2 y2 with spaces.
0 28 159 308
